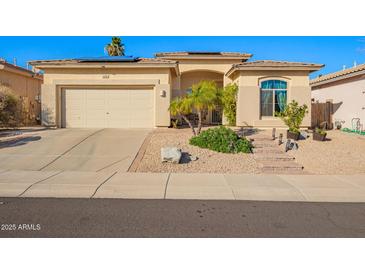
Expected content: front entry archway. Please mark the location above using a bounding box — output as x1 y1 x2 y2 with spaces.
178 70 224 125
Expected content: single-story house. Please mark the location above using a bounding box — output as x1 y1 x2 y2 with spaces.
0 59 43 125
29 52 323 129
311 63 365 130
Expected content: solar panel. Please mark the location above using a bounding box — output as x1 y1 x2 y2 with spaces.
76 56 139 62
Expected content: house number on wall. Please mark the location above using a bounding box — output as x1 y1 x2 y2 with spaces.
102 75 110 79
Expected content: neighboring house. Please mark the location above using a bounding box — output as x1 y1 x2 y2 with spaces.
29 52 322 129
311 63 365 130
0 59 43 125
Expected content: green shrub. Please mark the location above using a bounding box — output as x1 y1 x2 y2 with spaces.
276 100 308 134
189 126 252 153
220 83 238 126
315 127 326 135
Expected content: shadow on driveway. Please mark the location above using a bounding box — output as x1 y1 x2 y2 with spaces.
0 136 42 148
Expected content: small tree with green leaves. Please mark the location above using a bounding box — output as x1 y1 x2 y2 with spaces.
169 80 220 136
169 96 196 135
220 83 238 126
190 80 219 134
276 100 308 134
104 36 125 56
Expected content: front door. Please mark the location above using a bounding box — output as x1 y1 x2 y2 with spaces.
211 108 222 124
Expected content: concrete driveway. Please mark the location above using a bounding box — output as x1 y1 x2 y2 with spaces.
0 128 150 172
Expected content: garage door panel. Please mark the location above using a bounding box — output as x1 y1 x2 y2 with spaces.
65 114 84 127
65 89 85 97
107 91 129 99
63 88 154 128
86 120 106 128
108 110 130 118
107 118 129 128
86 111 106 119
64 90 85 128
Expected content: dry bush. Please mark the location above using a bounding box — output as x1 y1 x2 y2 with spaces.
0 84 29 128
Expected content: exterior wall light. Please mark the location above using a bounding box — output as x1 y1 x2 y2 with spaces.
160 90 166 97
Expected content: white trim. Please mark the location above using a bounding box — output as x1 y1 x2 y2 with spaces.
259 79 288 118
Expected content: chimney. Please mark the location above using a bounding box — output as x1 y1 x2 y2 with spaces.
342 65 346 70
13 57 17 66
354 61 357 67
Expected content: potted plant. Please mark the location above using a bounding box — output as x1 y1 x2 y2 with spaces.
276 100 308 140
313 127 327 141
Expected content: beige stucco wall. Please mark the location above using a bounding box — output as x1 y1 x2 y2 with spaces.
233 70 312 128
170 59 239 124
42 68 170 85
312 76 365 129
172 70 224 98
0 69 42 125
171 59 237 91
40 67 172 127
39 60 315 129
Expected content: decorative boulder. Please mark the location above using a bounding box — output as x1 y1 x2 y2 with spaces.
285 140 299 152
161 147 182 164
189 155 198 161
291 142 299 150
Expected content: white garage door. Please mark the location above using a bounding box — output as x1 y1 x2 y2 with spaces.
63 88 154 128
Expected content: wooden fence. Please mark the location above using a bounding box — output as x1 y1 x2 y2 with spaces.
311 101 333 129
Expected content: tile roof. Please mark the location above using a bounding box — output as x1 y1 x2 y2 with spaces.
0 59 43 78
232 60 323 68
226 60 324 77
138 58 177 64
155 51 252 58
29 57 177 66
310 63 365 85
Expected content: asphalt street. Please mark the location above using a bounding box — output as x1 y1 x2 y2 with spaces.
1 198 365 237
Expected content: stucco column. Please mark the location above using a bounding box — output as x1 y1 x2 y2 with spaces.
236 85 260 127
40 84 57 126
154 84 171 127
222 75 233 125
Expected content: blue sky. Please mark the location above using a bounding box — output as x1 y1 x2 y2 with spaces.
1 36 364 78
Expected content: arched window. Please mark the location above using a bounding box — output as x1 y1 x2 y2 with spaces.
260 80 287 117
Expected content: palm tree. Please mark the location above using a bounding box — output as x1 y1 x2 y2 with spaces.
169 80 220 136
169 96 196 135
104 37 125 56
190 80 219 135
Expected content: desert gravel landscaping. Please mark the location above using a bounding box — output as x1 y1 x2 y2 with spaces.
252 128 365 175
136 128 260 173
135 127 365 175
286 130 365 175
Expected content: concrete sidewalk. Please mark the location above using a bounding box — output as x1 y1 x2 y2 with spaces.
0 169 365 202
